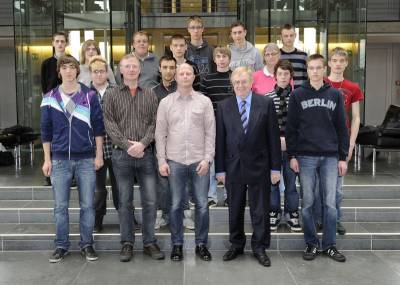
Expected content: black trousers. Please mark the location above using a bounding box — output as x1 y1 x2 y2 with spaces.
226 182 271 253
94 158 118 217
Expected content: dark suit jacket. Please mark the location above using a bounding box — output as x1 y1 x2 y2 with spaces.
215 93 281 185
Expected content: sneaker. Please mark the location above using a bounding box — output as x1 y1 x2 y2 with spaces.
81 246 99 261
207 199 217 207
337 222 346 235
189 199 195 206
323 246 346 262
269 211 281 231
303 244 318 261
49 248 69 263
120 243 134 262
183 209 195 230
154 210 163 230
286 211 302 232
144 244 165 260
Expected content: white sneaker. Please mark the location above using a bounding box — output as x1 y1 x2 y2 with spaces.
183 209 195 230
154 210 165 230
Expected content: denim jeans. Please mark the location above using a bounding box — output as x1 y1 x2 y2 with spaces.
168 160 210 246
157 160 170 218
208 160 227 202
313 175 344 223
94 158 118 217
270 152 299 213
112 148 157 246
51 158 96 250
297 156 338 250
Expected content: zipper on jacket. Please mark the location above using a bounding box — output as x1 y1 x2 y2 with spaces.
68 119 72 160
88 130 93 147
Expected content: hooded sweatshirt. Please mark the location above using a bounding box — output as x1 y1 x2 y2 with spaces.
229 41 263 72
186 40 216 81
285 81 349 161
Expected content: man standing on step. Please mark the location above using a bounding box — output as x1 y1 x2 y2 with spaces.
40 31 68 187
279 24 308 89
216 66 281 267
155 63 215 262
286 54 349 262
103 54 165 262
41 55 104 263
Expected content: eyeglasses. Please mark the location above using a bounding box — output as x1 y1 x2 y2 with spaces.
92 70 106 75
264 52 279 57
188 26 203 30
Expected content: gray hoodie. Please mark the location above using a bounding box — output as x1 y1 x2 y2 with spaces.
229 41 263 72
186 40 216 81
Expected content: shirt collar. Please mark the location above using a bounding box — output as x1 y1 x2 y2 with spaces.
263 66 274 77
176 89 195 100
236 92 252 105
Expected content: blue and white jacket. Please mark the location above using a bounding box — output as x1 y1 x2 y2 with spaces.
40 84 105 160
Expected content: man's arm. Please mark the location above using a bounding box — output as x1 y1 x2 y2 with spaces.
155 99 169 166
215 102 226 177
203 98 216 163
139 90 158 148
40 60 47 94
348 101 361 161
42 142 52 177
266 98 282 172
94 136 104 170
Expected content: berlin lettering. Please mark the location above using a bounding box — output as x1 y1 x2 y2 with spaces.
300 98 336 111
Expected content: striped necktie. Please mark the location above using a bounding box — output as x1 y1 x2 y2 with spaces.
240 100 248 133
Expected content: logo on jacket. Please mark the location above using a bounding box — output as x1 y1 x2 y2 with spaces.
300 98 336 111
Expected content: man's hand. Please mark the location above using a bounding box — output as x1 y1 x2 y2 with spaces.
196 160 209 176
271 172 281 185
127 140 145 158
42 160 52 177
216 174 225 185
338 161 348 176
159 163 170 177
94 156 104 171
290 158 299 173
347 144 355 162
280 137 287 152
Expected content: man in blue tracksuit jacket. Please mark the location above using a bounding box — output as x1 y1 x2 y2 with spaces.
40 55 104 263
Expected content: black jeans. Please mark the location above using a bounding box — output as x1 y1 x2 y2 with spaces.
94 158 118 217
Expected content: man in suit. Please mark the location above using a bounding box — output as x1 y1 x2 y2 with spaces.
215 66 281 267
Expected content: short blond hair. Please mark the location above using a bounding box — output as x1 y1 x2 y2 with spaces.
119 53 140 67
89 56 108 72
187 15 203 27
329 47 348 61
213 46 231 60
231 66 253 85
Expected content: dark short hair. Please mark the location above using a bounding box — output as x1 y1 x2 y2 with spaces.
307 54 327 67
280 24 295 34
230 20 246 30
57 55 80 79
159 55 177 67
171 34 187 43
52 31 68 42
133 30 149 41
274 60 294 77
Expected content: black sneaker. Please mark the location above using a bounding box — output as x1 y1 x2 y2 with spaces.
49 248 69 263
324 246 346 262
286 211 302 232
269 211 281 231
337 222 346 235
81 246 99 261
120 243 134 262
303 244 318 261
207 200 217 207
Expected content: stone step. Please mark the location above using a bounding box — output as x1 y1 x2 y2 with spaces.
0 199 399 224
1 184 400 200
0 222 399 251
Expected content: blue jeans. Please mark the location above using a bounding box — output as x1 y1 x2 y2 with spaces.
313 175 344 223
112 149 157 246
168 160 210 246
270 152 299 213
51 158 96 250
208 160 227 202
297 156 338 250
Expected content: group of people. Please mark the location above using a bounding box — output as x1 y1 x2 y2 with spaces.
40 16 364 267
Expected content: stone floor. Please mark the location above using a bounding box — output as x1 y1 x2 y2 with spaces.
0 251 400 285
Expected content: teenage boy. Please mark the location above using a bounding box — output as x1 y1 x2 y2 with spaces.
265 60 301 232
279 24 308 89
41 55 104 263
88 56 118 233
324 47 363 235
200 47 234 207
40 32 68 186
286 54 349 262
186 15 216 80
228 21 263 72
170 34 201 91
152 55 177 230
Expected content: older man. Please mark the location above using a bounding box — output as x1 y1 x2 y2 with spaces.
103 54 164 262
215 66 281 267
155 63 215 262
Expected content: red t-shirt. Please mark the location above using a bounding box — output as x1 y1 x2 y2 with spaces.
325 78 364 129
